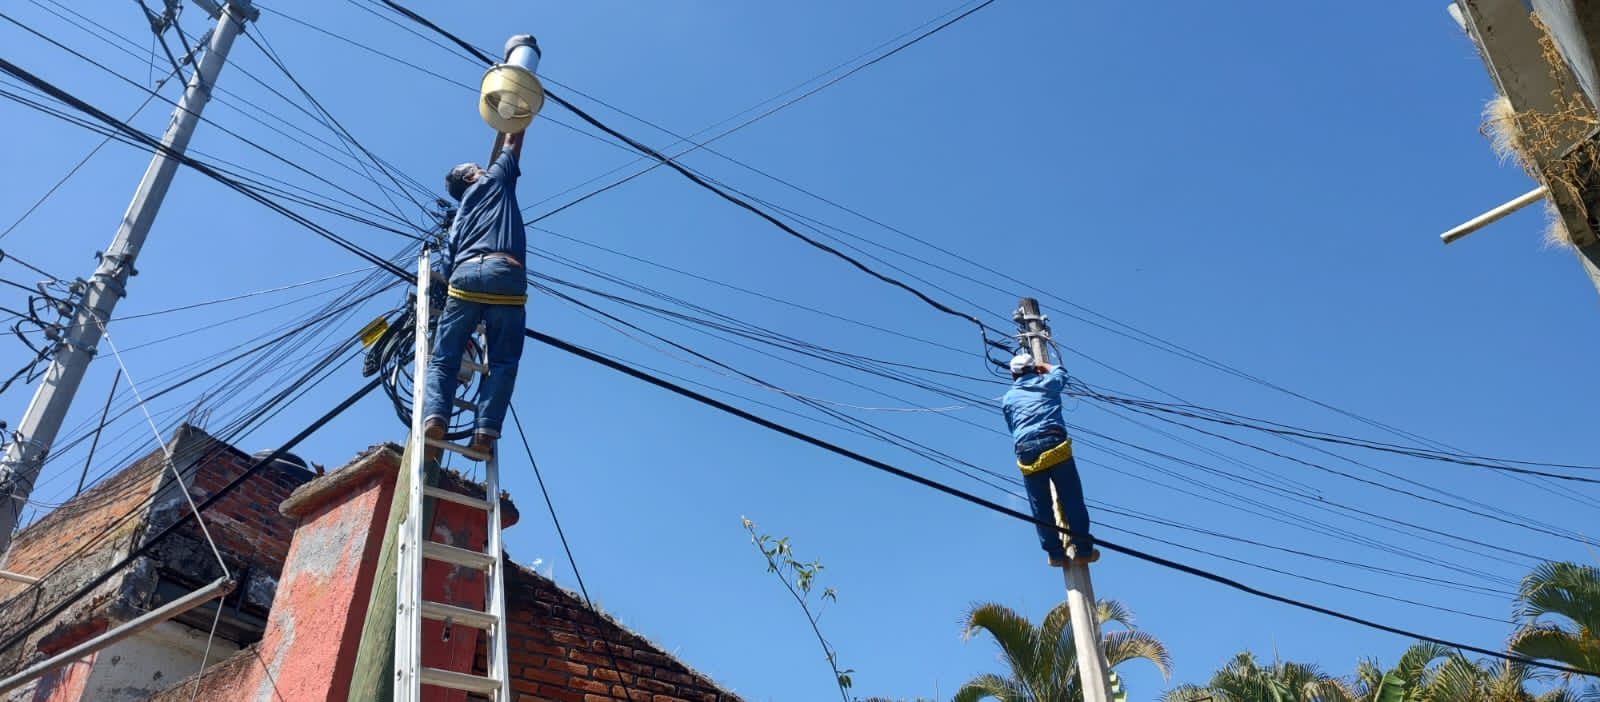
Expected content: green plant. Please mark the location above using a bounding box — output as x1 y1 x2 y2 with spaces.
743 516 854 701
955 599 1170 702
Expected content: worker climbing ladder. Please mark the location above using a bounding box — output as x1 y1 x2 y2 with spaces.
393 248 513 700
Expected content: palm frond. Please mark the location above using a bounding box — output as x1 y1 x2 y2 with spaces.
952 673 1030 702
1160 683 1219 702
1102 629 1173 680
1509 624 1600 679
1098 599 1136 630
964 603 1046 693
1519 563 1600 636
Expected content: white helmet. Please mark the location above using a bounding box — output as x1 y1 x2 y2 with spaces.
1009 353 1035 374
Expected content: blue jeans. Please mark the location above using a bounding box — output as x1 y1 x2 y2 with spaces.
423 258 526 437
1017 434 1092 559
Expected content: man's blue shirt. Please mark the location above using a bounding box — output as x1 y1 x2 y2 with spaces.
443 150 525 283
1001 366 1069 444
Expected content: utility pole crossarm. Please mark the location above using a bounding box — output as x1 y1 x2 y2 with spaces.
0 0 255 560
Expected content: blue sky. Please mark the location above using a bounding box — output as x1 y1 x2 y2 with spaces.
3 1 1600 700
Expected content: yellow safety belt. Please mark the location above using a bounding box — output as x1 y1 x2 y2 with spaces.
1017 438 1073 476
447 286 528 306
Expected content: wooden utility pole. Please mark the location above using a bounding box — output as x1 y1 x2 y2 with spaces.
1016 297 1111 702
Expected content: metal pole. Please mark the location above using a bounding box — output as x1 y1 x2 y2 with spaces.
0 570 38 585
0 0 255 558
1018 297 1111 702
0 576 234 695
1439 185 1549 244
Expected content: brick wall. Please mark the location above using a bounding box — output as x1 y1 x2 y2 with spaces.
179 446 307 569
145 434 313 598
0 425 314 679
139 429 314 638
499 564 741 702
0 441 172 678
0 448 164 602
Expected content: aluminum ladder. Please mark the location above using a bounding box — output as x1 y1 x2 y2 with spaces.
395 249 512 700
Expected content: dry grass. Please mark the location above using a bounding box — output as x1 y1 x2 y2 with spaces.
1482 95 1524 167
1541 198 1575 249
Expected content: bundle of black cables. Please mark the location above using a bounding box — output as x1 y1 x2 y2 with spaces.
361 287 483 441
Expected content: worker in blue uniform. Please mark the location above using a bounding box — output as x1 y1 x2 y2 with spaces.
1002 352 1098 566
422 131 528 460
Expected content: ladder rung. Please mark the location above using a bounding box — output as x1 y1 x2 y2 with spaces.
423 485 491 512
424 437 489 462
419 666 501 695
421 541 496 571
420 600 498 632
452 398 478 412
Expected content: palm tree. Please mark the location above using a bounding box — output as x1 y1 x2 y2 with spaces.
1161 651 1355 702
953 598 1170 702
1350 641 1454 702
1420 655 1578 702
1509 561 1600 698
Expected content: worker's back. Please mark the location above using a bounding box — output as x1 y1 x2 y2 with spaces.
1001 367 1068 443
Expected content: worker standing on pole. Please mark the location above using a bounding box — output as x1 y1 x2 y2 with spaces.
422 127 528 460
1002 352 1097 566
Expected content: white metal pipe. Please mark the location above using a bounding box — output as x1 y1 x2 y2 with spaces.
0 576 234 695
0 570 37 585
1441 185 1549 244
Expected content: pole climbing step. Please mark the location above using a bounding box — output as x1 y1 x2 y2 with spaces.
395 248 513 701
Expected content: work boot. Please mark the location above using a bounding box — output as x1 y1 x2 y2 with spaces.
467 432 495 461
1047 555 1068 568
1067 543 1100 564
422 418 446 462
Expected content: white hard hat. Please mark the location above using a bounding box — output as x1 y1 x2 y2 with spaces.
1009 353 1035 374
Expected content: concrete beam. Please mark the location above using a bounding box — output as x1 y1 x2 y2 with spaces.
1456 0 1600 252
1530 0 1600 110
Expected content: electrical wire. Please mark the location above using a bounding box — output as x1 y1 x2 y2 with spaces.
0 9 432 238
0 377 382 657
506 404 641 701
520 0 997 220
12 9 1580 665
371 0 1004 353
521 326 1598 677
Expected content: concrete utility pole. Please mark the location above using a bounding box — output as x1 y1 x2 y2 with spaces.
0 0 257 558
1016 297 1112 702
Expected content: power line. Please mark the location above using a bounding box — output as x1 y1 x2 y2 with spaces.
0 377 382 657
528 258 1574 578
371 0 1007 352
521 326 1598 677
116 266 375 321
540 277 1537 602
9 12 1561 658
521 0 997 221
505 404 642 701
0 9 431 238
0 55 415 282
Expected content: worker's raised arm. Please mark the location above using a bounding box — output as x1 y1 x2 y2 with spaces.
1040 364 1069 393
504 130 525 163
